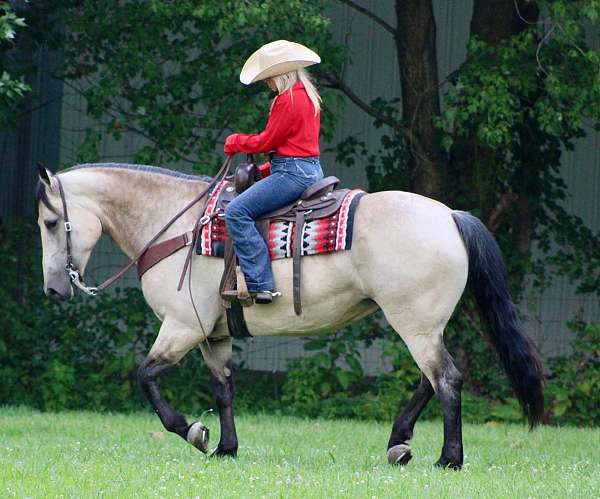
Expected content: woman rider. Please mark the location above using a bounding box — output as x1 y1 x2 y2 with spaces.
223 40 324 305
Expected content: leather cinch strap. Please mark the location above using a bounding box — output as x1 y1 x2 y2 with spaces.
293 210 306 316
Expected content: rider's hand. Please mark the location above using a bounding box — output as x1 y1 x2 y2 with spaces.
257 161 271 178
224 134 240 155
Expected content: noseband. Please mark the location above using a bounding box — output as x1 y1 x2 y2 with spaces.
50 156 233 297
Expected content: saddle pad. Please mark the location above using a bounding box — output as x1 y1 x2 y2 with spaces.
197 187 366 260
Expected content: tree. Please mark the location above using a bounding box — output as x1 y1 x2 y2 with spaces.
326 0 445 198
331 0 600 295
15 0 600 290
328 0 600 396
0 3 30 129
21 0 345 170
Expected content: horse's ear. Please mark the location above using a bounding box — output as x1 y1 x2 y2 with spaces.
37 163 53 188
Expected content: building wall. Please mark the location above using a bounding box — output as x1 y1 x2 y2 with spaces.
3 1 598 372
0 43 62 223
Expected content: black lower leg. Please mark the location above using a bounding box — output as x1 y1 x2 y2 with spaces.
388 375 434 449
210 366 238 457
137 358 190 440
435 352 464 470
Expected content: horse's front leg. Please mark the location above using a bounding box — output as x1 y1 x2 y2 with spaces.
137 317 210 453
200 337 238 457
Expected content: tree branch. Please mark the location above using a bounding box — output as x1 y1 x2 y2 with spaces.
323 73 404 133
488 192 518 232
335 0 396 36
58 77 201 165
323 72 436 174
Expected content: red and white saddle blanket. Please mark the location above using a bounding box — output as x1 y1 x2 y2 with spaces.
197 184 366 260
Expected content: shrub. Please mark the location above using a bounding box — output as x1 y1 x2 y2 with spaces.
545 320 600 426
2 220 598 427
0 220 212 414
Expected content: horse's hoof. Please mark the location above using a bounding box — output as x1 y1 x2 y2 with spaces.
186 421 209 453
210 445 238 459
387 444 412 466
434 456 462 470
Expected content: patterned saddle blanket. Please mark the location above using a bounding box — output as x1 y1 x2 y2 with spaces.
195 179 366 260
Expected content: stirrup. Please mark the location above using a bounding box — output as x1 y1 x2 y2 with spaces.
220 289 254 307
254 291 282 305
220 290 239 302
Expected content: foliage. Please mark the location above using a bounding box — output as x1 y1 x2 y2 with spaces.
1 219 597 426
332 97 410 192
3 1 599 430
0 220 212 413
282 324 367 418
545 320 600 426
282 311 599 426
439 17 600 295
323 0 600 430
23 0 345 170
0 2 30 128
281 313 524 424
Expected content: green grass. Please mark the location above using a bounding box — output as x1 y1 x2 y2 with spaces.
1 407 599 498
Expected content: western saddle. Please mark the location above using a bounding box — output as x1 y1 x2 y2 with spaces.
217 157 351 316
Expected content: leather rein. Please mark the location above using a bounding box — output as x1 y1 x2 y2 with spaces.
53 156 233 296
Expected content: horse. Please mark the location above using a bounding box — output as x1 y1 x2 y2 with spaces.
35 162 544 469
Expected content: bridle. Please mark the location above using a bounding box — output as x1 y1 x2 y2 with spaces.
49 156 233 297
54 174 99 296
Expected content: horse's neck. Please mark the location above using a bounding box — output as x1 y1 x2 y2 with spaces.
63 169 209 258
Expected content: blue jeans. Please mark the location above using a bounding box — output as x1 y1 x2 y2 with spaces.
224 156 324 292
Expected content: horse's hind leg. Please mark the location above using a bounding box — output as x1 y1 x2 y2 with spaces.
434 348 463 469
387 375 434 465
137 317 209 453
384 317 464 469
199 337 238 458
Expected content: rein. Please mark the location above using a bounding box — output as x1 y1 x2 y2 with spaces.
53 156 233 296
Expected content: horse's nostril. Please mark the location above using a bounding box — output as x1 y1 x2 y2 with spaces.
47 287 64 300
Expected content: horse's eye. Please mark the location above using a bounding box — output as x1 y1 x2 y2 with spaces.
44 219 58 230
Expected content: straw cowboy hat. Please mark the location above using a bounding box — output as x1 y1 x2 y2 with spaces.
239 40 321 85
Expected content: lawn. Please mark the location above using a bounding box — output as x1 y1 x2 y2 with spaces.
1 407 598 498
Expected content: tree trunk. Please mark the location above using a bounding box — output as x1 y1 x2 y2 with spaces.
395 0 444 199
471 0 538 42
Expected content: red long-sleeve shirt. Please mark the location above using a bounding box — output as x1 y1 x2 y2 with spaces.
232 81 320 157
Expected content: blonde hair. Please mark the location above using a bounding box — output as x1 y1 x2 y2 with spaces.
269 68 321 115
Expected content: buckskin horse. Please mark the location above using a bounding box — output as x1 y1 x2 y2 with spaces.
35 161 544 469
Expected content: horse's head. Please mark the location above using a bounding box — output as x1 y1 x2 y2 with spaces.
36 165 102 300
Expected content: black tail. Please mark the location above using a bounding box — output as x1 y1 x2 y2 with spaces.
451 210 544 427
